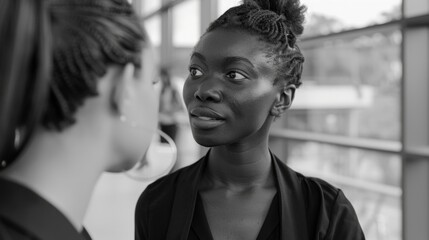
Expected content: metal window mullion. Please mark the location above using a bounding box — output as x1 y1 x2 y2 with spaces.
300 13 429 49
270 129 402 154
142 0 189 20
402 24 429 240
301 21 401 48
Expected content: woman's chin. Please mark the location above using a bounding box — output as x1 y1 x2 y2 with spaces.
193 137 219 148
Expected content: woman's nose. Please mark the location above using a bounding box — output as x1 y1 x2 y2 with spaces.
194 79 222 103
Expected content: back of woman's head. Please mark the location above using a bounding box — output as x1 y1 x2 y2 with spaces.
45 0 147 130
207 0 306 87
0 0 51 166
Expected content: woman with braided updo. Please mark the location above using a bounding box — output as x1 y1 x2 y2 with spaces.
135 0 365 239
0 0 158 239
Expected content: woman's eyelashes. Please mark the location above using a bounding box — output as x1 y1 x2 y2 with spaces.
189 67 203 78
188 66 248 82
225 71 247 81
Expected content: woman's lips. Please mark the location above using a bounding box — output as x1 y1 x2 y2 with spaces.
189 107 225 129
190 107 225 120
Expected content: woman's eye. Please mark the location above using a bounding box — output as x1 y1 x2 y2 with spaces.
189 68 203 77
226 71 246 80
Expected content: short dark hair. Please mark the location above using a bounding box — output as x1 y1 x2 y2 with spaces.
44 0 148 130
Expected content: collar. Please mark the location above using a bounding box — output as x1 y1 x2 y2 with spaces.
271 152 309 239
165 152 208 240
165 149 309 240
0 178 91 240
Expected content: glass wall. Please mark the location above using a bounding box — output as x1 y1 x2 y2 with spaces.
290 29 401 141
141 0 161 15
286 140 402 240
302 0 401 37
172 0 200 47
217 0 241 16
272 1 404 239
144 15 161 46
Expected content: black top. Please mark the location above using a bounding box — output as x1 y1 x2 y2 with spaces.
135 150 366 240
189 193 280 240
0 178 91 240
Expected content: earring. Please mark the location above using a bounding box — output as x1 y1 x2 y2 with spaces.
119 115 139 128
123 129 177 182
0 129 21 169
270 108 280 118
14 128 21 149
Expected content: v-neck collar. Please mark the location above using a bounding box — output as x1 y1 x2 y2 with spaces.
271 151 309 239
165 149 309 240
191 192 280 240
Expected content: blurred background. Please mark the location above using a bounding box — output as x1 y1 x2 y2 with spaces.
84 0 429 240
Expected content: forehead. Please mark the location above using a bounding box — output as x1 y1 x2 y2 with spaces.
194 28 270 64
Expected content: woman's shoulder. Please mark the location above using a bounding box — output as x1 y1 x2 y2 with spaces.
284 164 351 211
277 161 365 238
273 157 341 201
296 171 341 201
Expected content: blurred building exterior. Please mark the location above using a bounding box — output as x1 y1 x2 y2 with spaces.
85 1 429 240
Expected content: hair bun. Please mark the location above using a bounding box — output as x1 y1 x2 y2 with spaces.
243 0 306 36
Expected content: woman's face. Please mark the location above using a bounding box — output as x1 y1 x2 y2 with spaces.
183 28 280 147
111 46 160 171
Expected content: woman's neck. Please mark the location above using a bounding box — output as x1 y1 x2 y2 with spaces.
207 144 274 190
0 130 106 232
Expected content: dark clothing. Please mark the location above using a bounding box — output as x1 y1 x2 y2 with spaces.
0 178 91 240
188 193 280 240
135 151 366 240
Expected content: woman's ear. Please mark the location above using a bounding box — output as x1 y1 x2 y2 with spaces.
110 63 136 116
270 84 296 117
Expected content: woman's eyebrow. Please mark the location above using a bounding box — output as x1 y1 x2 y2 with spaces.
190 52 206 62
190 52 209 70
224 56 255 68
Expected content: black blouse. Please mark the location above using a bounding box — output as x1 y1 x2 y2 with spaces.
189 193 280 240
0 178 91 240
135 151 366 240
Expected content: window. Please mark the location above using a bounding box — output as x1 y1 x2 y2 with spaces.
290 29 401 141
286 140 402 240
270 1 405 239
217 0 241 16
142 0 161 15
302 0 401 37
144 15 161 47
172 0 201 47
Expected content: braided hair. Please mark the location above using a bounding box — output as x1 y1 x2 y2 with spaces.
44 0 147 130
207 0 306 87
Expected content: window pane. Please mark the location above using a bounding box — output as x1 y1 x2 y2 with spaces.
172 0 200 47
286 28 401 141
144 15 161 47
142 0 162 15
301 0 402 37
405 0 429 17
271 139 402 240
217 0 241 16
